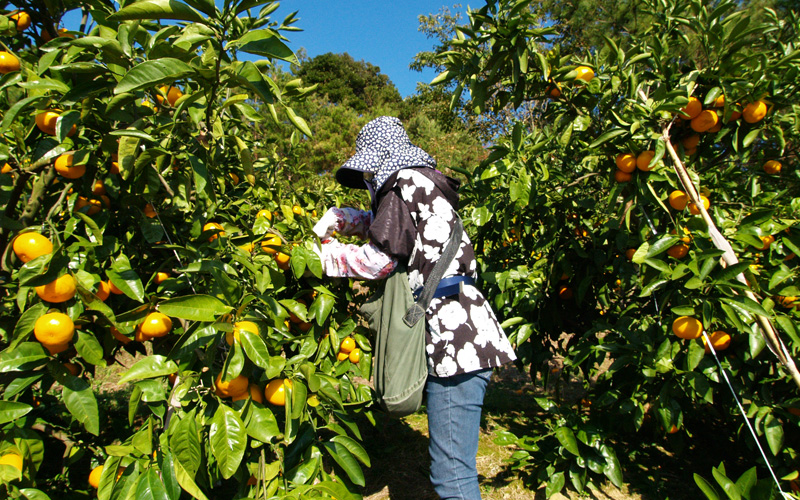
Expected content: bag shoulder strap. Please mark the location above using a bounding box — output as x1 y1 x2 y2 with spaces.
403 215 463 327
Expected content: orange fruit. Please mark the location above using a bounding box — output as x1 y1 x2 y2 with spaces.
108 280 124 295
548 83 561 98
712 95 725 108
625 248 636 261
614 169 632 183
1 163 11 174
75 196 102 215
680 97 702 120
672 316 703 339
13 232 53 263
91 180 106 196
668 190 689 210
35 274 76 303
226 320 259 345
557 284 573 300
681 134 700 150
339 337 356 354
707 121 722 133
615 153 636 173
636 150 655 171
35 110 60 135
144 203 157 218
110 161 120 174
668 425 679 434
89 465 103 488
670 227 692 243
64 362 81 376
154 272 170 284
688 195 710 215
763 160 781 175
759 235 775 251
0 452 23 471
667 243 689 259
275 252 291 270
743 100 767 123
349 348 361 364
264 379 292 406
95 280 111 301
156 86 184 106
336 351 349 361
111 326 131 345
34 312 75 348
256 209 273 221
703 330 731 353
138 312 172 338
215 372 249 398
691 110 719 133
229 172 240 185
292 205 305 216
0 51 20 74
260 235 282 254
233 383 264 403
55 153 85 179
11 12 31 31
203 222 224 241
574 66 594 82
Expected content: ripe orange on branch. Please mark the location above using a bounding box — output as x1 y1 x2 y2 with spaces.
0 452 23 471
667 243 689 259
137 312 172 339
636 150 655 171
614 170 632 183
615 153 636 173
264 379 292 406
203 222 224 241
574 66 594 82
215 373 249 398
691 110 719 133
680 97 702 120
0 51 20 74
226 320 259 345
34 312 75 350
13 232 53 263
10 12 31 31
743 100 767 123
672 316 703 339
703 331 731 353
668 190 689 210
35 274 76 303
688 195 710 215
55 153 86 179
156 85 184 107
763 160 781 175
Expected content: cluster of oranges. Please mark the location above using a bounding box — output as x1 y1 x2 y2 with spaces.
547 65 594 98
336 336 361 363
614 150 656 183
214 373 291 406
672 316 731 353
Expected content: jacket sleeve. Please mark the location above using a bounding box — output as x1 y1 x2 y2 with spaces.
316 239 396 280
368 189 416 260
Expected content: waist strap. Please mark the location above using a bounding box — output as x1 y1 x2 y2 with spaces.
413 275 475 301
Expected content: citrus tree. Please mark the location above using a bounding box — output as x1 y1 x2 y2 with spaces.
0 1 376 498
431 0 800 496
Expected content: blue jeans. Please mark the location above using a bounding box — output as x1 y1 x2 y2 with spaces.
426 368 492 500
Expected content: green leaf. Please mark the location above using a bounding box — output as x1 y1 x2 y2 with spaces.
61 376 100 435
694 473 721 500
286 107 312 137
169 413 201 477
322 441 364 486
157 294 231 321
589 128 627 148
209 405 247 479
118 355 178 384
712 466 742 500
764 414 784 456
173 455 209 500
232 29 296 63
0 342 49 373
244 405 280 444
135 468 170 500
331 435 371 467
0 401 32 425
238 330 271 370
472 206 492 226
109 0 206 23
115 58 195 95
309 294 334 326
719 297 768 319
555 427 581 456
546 471 566 497
75 332 107 367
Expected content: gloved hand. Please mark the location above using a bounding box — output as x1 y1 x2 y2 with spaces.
312 207 341 240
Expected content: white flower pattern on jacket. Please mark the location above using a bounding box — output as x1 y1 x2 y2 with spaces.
319 168 516 377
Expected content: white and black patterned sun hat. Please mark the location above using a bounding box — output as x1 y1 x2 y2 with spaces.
335 116 436 193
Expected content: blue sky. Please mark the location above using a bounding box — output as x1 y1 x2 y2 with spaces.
277 1 467 97
62 1 468 98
